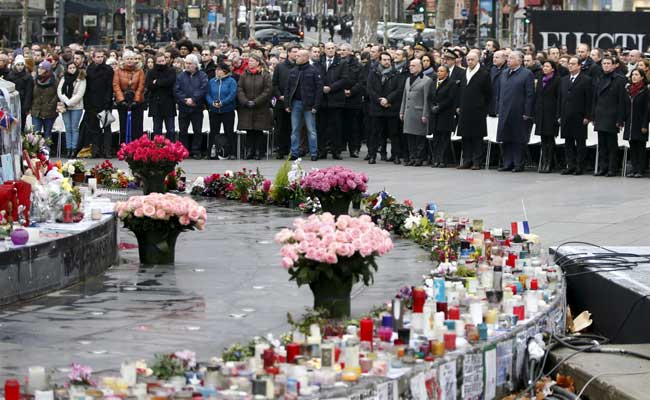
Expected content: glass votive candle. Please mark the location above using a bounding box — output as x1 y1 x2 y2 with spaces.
377 326 393 342
478 323 488 340
359 357 373 373
436 302 448 319
443 333 456 351
448 306 460 320
465 324 480 343
513 305 525 322
431 340 445 356
485 309 498 325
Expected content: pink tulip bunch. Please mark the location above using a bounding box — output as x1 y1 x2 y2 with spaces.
301 166 368 194
275 213 393 269
115 193 207 230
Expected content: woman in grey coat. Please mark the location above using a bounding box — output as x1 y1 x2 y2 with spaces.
400 59 431 166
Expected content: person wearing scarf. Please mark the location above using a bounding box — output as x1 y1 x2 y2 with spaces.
623 69 650 177
236 54 272 160
206 63 238 160
145 53 177 141
57 62 86 158
534 60 561 173
31 61 59 143
5 54 33 132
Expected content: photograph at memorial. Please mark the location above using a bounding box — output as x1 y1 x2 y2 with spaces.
1 0 650 398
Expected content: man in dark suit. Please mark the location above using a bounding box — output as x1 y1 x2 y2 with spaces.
558 56 592 175
457 50 492 169
444 50 465 86
272 45 298 159
489 50 507 116
340 43 364 158
592 56 626 176
496 51 535 172
317 42 349 159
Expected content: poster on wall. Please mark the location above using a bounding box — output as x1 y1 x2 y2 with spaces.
530 11 650 53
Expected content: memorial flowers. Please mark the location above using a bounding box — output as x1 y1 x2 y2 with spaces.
67 363 95 387
275 213 393 317
90 160 134 189
22 130 52 157
301 166 368 215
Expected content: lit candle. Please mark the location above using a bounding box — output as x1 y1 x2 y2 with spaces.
485 309 498 325
530 278 539 291
455 319 465 337
448 306 460 320
525 291 539 316
513 305 525 322
34 391 54 400
412 287 426 313
5 379 20 400
359 318 373 342
469 302 483 325
443 333 456 351
263 348 275 369
285 343 300 364
344 338 360 370
436 302 448 319
434 311 445 327
120 361 137 386
87 178 97 196
63 204 73 223
28 366 47 393
320 342 334 368
431 340 445 356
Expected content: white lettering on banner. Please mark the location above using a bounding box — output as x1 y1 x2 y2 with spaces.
439 361 457 400
462 353 484 400
539 31 645 51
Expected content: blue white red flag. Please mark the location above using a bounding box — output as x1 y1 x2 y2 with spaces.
511 221 530 235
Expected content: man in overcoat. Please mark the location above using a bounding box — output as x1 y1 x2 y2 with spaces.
400 59 431 166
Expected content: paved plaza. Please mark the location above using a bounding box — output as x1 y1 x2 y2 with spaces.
0 157 648 381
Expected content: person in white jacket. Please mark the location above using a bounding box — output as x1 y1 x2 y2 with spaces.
57 62 86 158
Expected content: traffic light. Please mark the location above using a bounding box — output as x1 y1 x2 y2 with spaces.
417 0 425 13
298 0 305 7
523 7 530 24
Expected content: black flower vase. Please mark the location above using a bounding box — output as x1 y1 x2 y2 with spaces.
309 275 353 319
135 229 180 265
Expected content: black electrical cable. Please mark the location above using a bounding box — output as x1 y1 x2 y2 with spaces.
550 385 578 400
608 294 650 344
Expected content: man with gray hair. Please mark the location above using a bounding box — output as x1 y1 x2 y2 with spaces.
496 50 535 172
317 42 348 159
174 54 208 159
340 42 363 158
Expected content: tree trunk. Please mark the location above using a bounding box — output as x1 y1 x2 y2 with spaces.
352 0 380 50
21 0 29 47
229 0 238 41
435 0 454 47
125 0 135 46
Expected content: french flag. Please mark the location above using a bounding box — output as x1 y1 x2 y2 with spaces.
511 221 530 235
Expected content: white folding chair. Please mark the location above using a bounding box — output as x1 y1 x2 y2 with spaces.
450 126 462 165
585 124 598 174
618 130 629 177
484 116 499 169
527 124 541 171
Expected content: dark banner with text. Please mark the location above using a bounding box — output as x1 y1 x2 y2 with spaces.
530 11 650 53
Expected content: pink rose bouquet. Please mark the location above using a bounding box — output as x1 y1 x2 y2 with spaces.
300 166 368 215
274 213 393 287
115 193 207 233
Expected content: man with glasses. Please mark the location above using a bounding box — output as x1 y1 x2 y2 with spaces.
200 50 216 79
558 56 592 175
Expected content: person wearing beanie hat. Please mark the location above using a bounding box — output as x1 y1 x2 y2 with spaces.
175 50 208 159
206 61 237 159
5 54 33 132
39 60 52 72
31 58 59 141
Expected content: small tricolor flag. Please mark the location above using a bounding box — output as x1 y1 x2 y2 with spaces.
0 109 16 130
511 221 530 235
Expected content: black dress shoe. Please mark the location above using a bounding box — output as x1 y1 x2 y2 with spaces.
457 163 472 170
471 166 481 170
606 171 616 177
364 154 370 160
498 166 513 172
288 155 298 161
594 170 607 176
561 168 575 175
573 168 583 176
350 152 359 158
512 166 525 173
438 163 446 168
412 160 423 166
193 154 202 160
228 155 237 160
387 156 394 162
380 154 388 161
431 162 439 168
310 156 318 161
368 158 376 164
332 154 342 160
394 158 401 165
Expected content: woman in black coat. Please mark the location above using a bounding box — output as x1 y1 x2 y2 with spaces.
623 69 650 178
534 60 561 173
428 65 459 167
5 56 33 132
145 53 177 140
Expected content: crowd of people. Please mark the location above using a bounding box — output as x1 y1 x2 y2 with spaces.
0 36 649 176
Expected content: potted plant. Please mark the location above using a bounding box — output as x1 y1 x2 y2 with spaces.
90 160 135 189
22 130 52 157
61 159 88 183
66 363 95 395
301 166 368 216
275 213 393 318
115 193 207 265
117 135 189 195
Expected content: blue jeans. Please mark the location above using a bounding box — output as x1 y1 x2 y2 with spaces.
32 117 55 141
290 100 317 157
62 109 83 150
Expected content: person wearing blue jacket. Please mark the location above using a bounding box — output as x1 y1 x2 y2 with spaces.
206 63 238 160
174 54 208 159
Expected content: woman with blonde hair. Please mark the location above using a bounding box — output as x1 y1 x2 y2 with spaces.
113 50 145 141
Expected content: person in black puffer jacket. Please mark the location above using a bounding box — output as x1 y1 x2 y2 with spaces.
5 55 33 132
145 53 177 140
84 50 115 158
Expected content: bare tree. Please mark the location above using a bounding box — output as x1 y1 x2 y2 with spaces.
21 0 29 46
229 0 239 41
352 0 380 49
125 0 135 46
435 0 453 47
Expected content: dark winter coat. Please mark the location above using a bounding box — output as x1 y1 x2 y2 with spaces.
533 73 560 137
206 74 238 114
84 62 114 111
145 65 177 118
489 64 506 116
317 55 349 109
496 67 535 144
457 67 492 138
5 68 33 115
623 85 650 141
428 77 459 133
392 62 410 112
237 69 273 130
272 59 295 108
343 55 364 109
558 73 592 140
174 69 208 114
201 60 217 80
285 63 323 110
366 65 402 117
592 72 626 133
31 74 59 119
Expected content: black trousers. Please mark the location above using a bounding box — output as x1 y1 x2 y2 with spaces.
461 136 483 166
564 137 586 170
86 109 112 155
502 142 526 168
540 135 555 167
275 107 292 157
429 131 451 164
342 108 362 153
629 140 647 174
209 111 236 157
246 129 265 157
152 115 176 141
117 103 144 141
368 116 399 159
179 110 204 156
407 134 427 161
597 131 618 173
317 108 343 156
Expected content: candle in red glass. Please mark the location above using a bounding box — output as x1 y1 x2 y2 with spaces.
285 343 300 364
448 306 460 320
507 284 518 295
507 254 517 268
412 288 426 313
513 305 525 322
483 231 491 240
359 318 373 342
530 279 538 290
262 348 275 368
4 379 20 400
63 204 73 223
436 302 448 319
443 333 456 351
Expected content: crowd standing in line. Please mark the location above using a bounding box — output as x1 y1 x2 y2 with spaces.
1 37 650 177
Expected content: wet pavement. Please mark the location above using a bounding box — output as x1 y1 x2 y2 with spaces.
0 199 430 381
